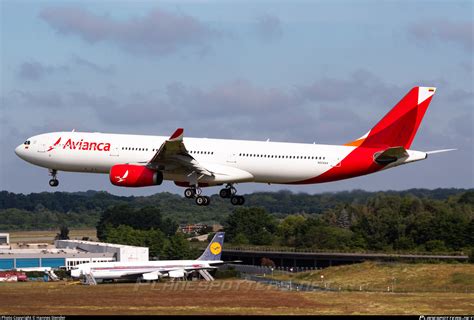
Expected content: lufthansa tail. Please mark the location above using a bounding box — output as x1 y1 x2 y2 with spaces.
197 232 225 261
345 87 436 149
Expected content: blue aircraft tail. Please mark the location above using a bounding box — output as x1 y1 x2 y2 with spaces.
197 232 225 261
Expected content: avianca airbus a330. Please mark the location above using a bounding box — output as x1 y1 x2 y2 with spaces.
15 87 453 206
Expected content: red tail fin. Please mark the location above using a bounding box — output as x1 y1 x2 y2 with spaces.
345 87 436 149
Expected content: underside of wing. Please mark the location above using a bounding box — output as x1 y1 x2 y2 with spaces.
147 128 214 177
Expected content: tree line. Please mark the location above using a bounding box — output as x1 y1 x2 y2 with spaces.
0 188 470 230
224 191 474 253
0 189 472 256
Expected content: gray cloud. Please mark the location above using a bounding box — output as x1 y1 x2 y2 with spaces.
409 19 473 52
73 56 115 75
5 90 64 108
4 71 470 146
254 14 283 42
444 88 474 104
40 7 219 56
18 61 69 81
166 80 301 117
449 113 474 140
298 69 402 105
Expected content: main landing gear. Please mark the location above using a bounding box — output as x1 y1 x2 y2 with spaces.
183 184 245 206
219 184 245 206
48 169 59 187
184 187 210 206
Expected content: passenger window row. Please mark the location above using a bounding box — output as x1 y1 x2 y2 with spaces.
122 147 151 151
189 150 214 155
239 153 325 160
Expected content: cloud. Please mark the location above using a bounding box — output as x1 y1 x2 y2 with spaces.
4 70 469 145
297 69 401 105
166 79 300 117
4 90 64 108
17 61 69 81
40 7 219 56
73 56 115 75
409 19 473 52
443 88 474 104
254 14 283 42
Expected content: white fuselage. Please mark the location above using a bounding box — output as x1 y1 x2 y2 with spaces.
70 259 218 279
15 131 356 185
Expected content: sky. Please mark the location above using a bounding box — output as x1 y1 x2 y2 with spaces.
0 0 473 196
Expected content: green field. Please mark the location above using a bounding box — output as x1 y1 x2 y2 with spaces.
8 229 97 243
268 261 474 293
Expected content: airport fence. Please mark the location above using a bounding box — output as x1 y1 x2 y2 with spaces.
220 263 319 275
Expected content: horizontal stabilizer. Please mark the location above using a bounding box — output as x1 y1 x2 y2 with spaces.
426 149 457 155
373 146 408 165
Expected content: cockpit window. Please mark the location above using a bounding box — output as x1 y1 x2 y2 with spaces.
24 140 31 145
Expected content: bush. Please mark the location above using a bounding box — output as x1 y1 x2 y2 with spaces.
214 267 240 279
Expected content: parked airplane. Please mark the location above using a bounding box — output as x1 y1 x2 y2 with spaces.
70 232 226 282
15 87 453 206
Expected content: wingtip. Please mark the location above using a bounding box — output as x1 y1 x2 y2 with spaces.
169 128 184 140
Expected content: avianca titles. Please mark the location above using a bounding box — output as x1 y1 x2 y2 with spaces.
15 87 454 206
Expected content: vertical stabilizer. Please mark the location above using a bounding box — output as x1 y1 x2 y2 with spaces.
345 87 436 149
197 232 225 261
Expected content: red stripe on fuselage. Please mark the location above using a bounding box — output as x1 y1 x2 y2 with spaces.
289 147 384 184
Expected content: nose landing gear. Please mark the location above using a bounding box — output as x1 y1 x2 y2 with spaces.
48 169 59 187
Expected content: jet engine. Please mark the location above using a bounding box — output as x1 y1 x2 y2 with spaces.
109 164 163 187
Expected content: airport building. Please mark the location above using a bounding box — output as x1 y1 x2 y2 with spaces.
0 234 149 271
0 233 9 249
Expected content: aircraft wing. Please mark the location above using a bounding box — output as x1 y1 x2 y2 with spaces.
119 264 218 280
146 128 214 177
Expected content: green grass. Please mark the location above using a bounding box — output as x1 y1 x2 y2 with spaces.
269 262 474 292
8 229 97 243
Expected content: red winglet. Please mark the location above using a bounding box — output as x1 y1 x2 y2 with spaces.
169 128 184 140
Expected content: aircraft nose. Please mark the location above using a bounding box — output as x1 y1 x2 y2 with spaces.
14 145 23 158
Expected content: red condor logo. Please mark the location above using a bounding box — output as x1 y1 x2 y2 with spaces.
47 137 111 152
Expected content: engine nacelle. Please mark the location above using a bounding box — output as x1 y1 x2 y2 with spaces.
168 269 186 278
110 164 163 187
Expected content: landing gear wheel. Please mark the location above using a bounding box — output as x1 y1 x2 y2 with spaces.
196 196 209 206
48 169 59 187
49 179 59 187
220 184 237 198
184 188 195 199
219 188 231 198
231 196 244 206
230 196 238 205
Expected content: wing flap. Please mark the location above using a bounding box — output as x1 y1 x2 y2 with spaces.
147 128 214 178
